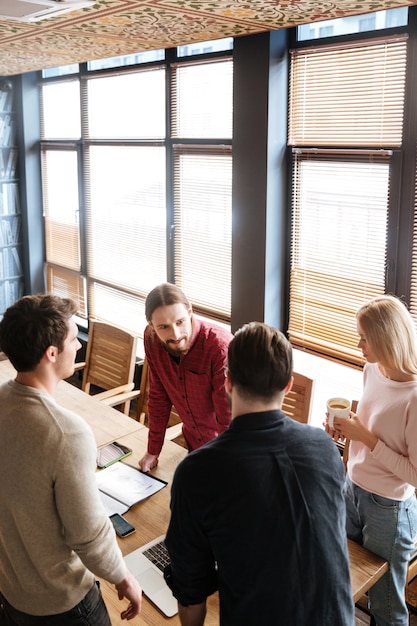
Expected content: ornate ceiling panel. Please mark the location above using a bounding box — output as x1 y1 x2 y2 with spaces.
0 0 416 76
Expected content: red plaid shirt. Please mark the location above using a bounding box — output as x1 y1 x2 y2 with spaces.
144 318 233 455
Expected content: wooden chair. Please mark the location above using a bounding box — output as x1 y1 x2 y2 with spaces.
74 320 140 415
408 523 417 583
282 372 315 424
137 356 183 441
341 399 357 470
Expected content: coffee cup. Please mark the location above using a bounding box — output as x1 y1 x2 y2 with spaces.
327 397 351 429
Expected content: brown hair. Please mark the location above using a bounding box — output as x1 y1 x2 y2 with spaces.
145 283 190 322
227 321 293 400
0 294 77 372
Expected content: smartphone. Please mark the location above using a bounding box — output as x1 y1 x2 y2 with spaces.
109 513 136 538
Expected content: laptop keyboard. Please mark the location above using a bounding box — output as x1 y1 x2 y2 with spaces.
143 540 170 572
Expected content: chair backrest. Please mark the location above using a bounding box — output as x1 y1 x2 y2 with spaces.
342 399 358 470
82 321 138 395
282 372 315 424
136 357 150 424
136 357 181 433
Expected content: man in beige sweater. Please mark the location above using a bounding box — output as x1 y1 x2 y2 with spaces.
0 294 141 624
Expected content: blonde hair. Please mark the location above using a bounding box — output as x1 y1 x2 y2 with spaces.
357 295 417 375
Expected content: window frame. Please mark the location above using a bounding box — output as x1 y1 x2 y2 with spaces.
287 19 417 367
39 46 233 334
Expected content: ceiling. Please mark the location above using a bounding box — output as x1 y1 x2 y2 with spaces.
0 0 417 76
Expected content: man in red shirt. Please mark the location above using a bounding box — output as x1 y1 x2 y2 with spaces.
138 283 233 472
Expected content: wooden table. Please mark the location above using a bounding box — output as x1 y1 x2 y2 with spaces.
0 354 387 621
0 358 143 447
97 428 221 625
98 428 389 624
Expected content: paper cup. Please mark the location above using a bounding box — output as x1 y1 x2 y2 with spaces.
327 397 351 429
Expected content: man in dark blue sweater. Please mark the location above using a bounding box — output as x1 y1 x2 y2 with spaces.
164 321 355 626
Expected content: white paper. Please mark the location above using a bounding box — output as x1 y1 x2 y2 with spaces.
95 461 166 509
99 490 129 516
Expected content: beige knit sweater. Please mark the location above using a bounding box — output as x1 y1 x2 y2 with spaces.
0 379 127 614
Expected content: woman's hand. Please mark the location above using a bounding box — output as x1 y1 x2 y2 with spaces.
333 411 378 451
323 412 345 442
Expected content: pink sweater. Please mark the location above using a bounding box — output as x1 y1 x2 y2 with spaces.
349 362 417 501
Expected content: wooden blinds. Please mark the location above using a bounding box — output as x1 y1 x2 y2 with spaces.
288 36 407 365
289 36 407 148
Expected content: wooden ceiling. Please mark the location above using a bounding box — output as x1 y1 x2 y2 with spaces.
1 0 416 76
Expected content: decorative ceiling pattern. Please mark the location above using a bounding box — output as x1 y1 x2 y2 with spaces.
0 0 416 76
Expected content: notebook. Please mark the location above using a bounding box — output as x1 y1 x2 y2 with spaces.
124 535 178 617
95 461 167 516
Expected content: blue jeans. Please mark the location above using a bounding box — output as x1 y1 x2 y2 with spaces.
344 475 417 626
0 581 112 626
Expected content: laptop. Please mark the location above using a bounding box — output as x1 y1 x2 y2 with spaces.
124 535 178 617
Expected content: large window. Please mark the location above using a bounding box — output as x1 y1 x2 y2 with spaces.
288 34 410 366
40 45 233 335
297 7 408 40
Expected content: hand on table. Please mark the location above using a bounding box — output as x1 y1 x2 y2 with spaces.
138 452 159 472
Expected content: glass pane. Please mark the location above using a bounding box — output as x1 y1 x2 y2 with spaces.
87 69 165 139
46 265 87 318
174 151 232 317
173 60 232 138
294 160 388 280
43 150 80 270
88 282 147 337
289 39 407 148
177 37 233 57
88 146 166 294
289 157 389 362
88 50 164 70
41 81 81 139
42 64 79 78
297 7 408 40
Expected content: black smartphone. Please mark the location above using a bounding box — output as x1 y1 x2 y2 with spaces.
109 513 136 538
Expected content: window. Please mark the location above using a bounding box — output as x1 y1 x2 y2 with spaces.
319 26 333 38
40 50 233 335
42 64 79 78
173 147 232 317
297 7 408 41
290 151 391 365
87 50 164 70
359 16 376 32
41 80 80 139
177 37 233 57
288 36 408 365
170 59 233 317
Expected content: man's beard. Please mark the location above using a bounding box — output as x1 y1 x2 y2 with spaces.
161 335 191 357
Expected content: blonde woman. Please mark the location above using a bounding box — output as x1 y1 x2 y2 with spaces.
332 295 417 626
